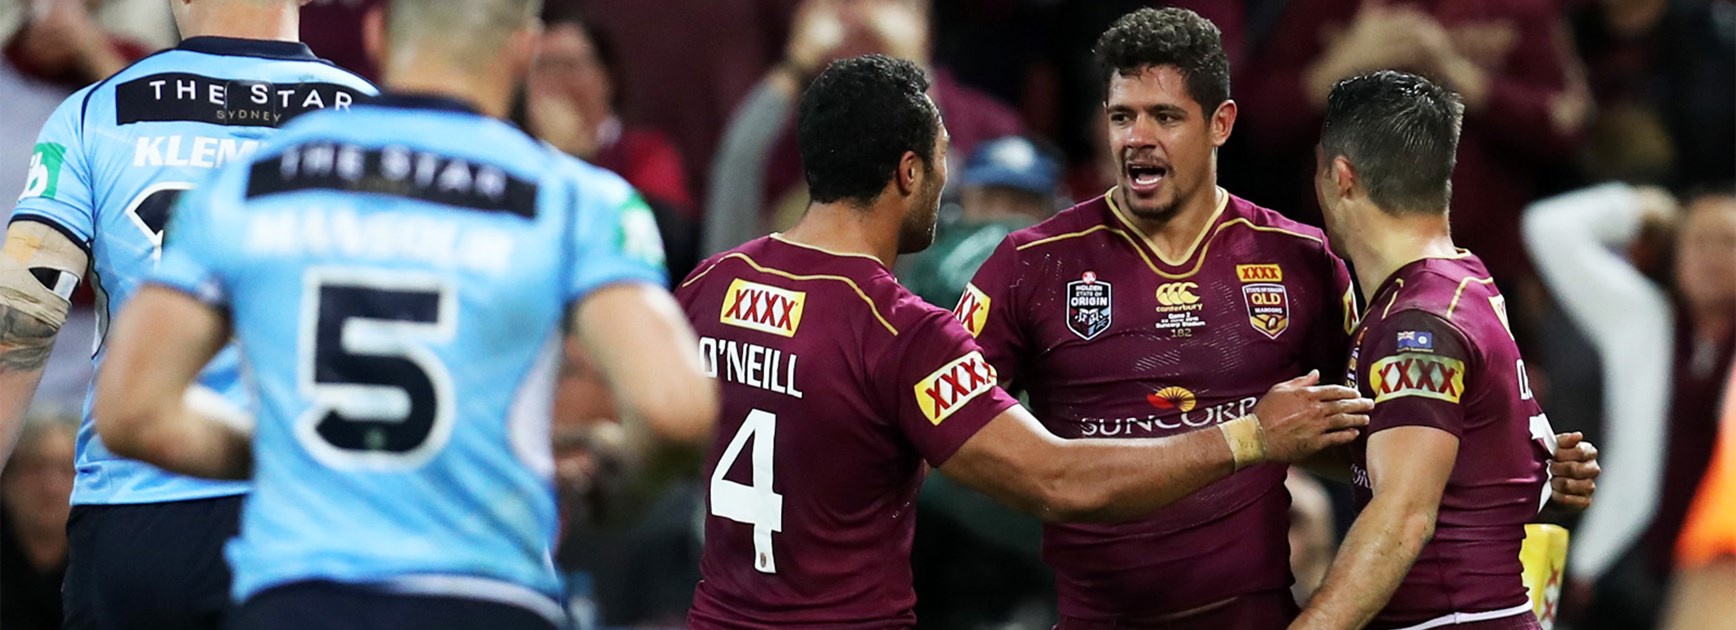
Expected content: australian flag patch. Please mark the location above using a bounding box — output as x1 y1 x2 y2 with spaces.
1396 330 1434 352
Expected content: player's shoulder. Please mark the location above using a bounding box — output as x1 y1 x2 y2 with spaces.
1220 193 1331 253
1374 254 1498 331
682 236 928 339
998 191 1114 251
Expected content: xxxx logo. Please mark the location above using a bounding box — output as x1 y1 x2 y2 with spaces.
1236 264 1283 283
720 279 806 337
915 351 998 425
1369 352 1466 403
953 283 991 337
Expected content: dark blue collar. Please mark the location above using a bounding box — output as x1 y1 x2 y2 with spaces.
370 93 484 116
176 36 318 61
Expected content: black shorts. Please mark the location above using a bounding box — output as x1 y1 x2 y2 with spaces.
63 494 245 630
229 581 561 630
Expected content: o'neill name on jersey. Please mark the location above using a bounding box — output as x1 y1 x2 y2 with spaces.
698 336 803 399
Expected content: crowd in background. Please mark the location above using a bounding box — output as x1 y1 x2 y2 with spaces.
1 0 1731 628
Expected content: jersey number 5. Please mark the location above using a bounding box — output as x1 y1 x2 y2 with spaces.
297 270 457 470
710 409 784 573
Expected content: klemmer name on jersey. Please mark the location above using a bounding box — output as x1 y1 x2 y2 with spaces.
915 351 997 425
720 279 805 338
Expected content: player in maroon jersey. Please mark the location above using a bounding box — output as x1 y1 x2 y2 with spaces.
680 55 1374 629
1291 71 1601 630
961 9 1601 629
961 10 1356 626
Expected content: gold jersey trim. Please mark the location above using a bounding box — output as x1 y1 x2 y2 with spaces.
683 252 899 335
1017 189 1325 281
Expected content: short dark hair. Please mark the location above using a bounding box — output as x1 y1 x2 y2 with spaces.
1321 71 1464 214
797 55 939 205
1093 8 1230 113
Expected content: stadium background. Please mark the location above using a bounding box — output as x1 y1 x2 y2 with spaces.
1 0 1730 628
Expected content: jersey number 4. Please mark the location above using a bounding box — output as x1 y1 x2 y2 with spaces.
710 409 784 573
297 270 458 470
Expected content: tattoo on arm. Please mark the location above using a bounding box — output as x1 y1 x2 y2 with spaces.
0 304 58 372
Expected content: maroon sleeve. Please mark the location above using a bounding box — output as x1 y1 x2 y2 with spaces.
955 237 1030 389
1362 310 1476 439
1305 248 1357 382
878 311 1018 467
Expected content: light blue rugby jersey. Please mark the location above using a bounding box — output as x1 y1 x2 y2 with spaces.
10 37 375 505
149 94 668 612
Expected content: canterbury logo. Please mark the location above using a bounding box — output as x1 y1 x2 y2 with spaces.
915 351 998 425
1236 264 1283 283
720 279 805 337
1370 352 1466 403
953 283 991 337
1156 282 1200 307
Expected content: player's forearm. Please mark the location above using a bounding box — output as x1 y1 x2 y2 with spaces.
0 301 61 467
1037 425 1239 523
100 402 253 480
1293 495 1436 629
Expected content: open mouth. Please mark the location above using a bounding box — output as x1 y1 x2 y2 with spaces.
1126 162 1168 193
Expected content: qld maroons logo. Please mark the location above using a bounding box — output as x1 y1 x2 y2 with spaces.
1236 264 1289 339
1065 271 1112 340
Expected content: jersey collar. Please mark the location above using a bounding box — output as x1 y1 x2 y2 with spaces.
176 36 318 61
370 93 483 116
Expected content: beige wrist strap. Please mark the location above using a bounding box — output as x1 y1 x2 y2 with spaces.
1218 414 1267 471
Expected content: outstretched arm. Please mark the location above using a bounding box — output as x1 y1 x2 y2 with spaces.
943 371 1370 523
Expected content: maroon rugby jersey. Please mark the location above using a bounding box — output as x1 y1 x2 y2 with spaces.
680 235 1016 629
1346 253 1551 629
960 189 1355 618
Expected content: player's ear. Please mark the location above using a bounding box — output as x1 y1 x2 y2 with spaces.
1331 156 1358 201
1209 99 1237 148
362 5 387 71
895 150 921 196
507 18 545 81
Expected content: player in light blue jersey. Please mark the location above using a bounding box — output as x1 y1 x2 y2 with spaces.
91 1 717 628
0 1 373 628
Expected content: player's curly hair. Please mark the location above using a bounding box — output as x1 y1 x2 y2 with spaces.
1322 71 1464 215
1092 8 1230 112
797 54 940 206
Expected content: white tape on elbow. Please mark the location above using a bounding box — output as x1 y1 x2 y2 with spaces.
184 384 255 434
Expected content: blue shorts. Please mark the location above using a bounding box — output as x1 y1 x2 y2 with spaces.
63 495 245 630
229 581 561 630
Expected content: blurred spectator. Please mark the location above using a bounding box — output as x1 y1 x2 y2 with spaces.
1660 358 1736 630
1570 0 1735 190
1524 184 1736 628
901 135 1061 309
527 6 700 279
573 0 801 205
1236 0 1588 285
1286 469 1336 605
0 416 76 630
901 134 1065 629
702 0 1024 255
298 0 382 81
4 0 158 88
